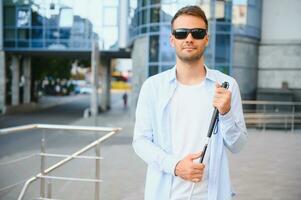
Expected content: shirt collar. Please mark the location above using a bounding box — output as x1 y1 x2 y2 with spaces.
168 64 217 83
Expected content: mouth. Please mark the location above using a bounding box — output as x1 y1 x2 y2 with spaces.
182 47 197 51
182 46 197 49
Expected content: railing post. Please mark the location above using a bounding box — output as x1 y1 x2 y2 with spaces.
263 104 266 132
95 142 101 200
284 115 288 130
291 105 295 132
40 129 46 198
47 181 52 199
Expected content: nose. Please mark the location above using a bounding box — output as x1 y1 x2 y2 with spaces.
185 32 194 43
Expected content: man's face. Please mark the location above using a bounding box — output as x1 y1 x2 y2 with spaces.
170 15 209 62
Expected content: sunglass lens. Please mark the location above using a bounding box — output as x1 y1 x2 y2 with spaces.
174 29 188 39
191 29 206 39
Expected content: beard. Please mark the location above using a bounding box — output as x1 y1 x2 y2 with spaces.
176 46 205 63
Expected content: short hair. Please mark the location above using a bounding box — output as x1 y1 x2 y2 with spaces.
171 5 208 30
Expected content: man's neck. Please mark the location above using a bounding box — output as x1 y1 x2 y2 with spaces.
176 58 206 85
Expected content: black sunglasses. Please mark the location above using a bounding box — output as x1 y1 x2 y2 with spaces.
172 28 207 40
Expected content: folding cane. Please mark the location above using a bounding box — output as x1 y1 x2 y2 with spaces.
188 82 229 200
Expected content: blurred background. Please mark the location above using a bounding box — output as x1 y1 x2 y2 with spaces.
0 0 301 200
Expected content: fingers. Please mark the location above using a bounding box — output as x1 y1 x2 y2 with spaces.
190 167 205 182
214 84 229 100
191 174 203 182
189 163 205 176
192 163 205 170
192 178 201 183
187 153 205 170
215 84 227 94
213 95 228 104
175 153 206 182
187 152 202 160
184 164 205 182
214 82 231 115
190 168 204 177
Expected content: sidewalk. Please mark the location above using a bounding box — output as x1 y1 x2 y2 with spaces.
70 100 145 200
69 100 301 200
1 96 300 199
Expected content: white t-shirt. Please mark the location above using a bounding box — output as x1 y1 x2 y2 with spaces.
170 81 214 200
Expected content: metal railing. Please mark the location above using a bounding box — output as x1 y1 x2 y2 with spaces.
0 124 121 200
242 100 301 132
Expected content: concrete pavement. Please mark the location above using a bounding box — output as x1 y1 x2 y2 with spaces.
69 100 301 200
0 93 301 199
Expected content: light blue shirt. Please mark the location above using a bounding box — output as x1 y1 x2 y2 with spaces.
133 66 247 200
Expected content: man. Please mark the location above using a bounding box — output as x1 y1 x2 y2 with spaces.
133 5 247 200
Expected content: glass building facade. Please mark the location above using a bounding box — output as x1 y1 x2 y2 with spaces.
130 0 262 76
232 0 261 40
129 0 234 76
3 0 119 51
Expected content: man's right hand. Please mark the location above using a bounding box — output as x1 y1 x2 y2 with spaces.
174 152 205 183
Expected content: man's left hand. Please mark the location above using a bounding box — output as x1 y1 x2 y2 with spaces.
213 83 231 115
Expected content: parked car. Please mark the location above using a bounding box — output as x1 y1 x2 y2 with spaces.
74 84 92 94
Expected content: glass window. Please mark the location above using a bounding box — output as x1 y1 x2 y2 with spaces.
59 7 74 28
17 29 29 47
141 9 148 25
151 0 160 5
150 7 160 23
232 0 261 38
216 23 231 32
4 29 15 39
149 65 159 76
232 2 247 25
32 10 44 27
160 33 176 62
248 0 257 6
161 65 172 72
16 7 31 28
3 0 119 50
131 11 139 27
141 27 147 33
142 0 148 7
224 1 232 22
216 0 225 21
4 41 15 47
215 65 229 75
46 28 58 39
59 28 71 39
3 0 16 6
215 34 230 64
31 28 43 39
150 25 160 32
149 35 159 62
4 6 16 26
17 29 29 39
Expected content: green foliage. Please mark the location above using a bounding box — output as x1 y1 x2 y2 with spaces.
32 56 73 81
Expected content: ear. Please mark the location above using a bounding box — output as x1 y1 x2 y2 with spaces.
205 34 209 47
170 34 175 48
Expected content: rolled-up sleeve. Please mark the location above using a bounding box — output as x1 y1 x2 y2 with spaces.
219 79 247 153
132 80 181 175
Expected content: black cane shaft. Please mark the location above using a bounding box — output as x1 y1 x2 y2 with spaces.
207 109 219 138
206 82 229 138
199 82 229 162
199 144 208 163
